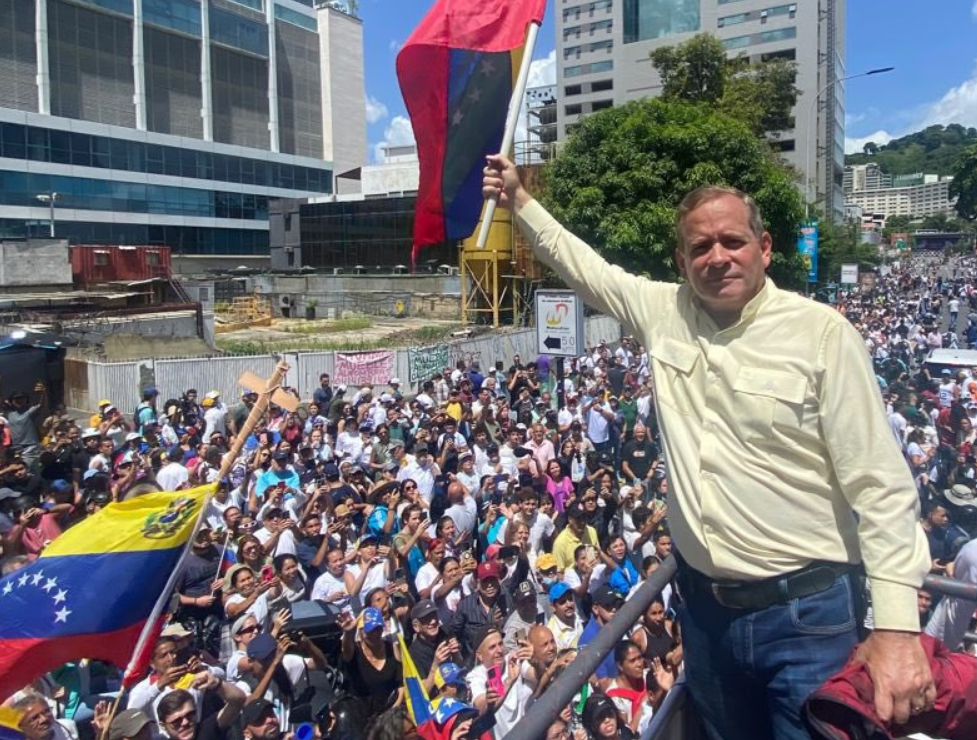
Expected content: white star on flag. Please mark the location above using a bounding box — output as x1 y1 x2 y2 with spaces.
18 574 29 587
54 607 71 623
32 571 45 586
54 589 68 604
452 110 465 126
2 581 11 596
43 577 58 593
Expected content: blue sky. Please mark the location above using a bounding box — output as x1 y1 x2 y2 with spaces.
355 0 977 161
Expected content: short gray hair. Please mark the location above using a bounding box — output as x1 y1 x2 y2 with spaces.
675 185 765 251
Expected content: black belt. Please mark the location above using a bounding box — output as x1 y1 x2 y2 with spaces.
678 559 856 611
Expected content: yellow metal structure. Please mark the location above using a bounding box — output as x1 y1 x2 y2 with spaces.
460 165 547 328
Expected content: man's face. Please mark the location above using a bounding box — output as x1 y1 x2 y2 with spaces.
151 640 177 673
303 517 321 537
530 627 557 666
917 590 932 615
634 425 646 441
595 601 621 625
619 646 646 681
675 194 772 325
321 376 330 388
553 592 576 621
236 617 260 645
246 709 281 740
928 506 949 529
413 612 440 639
655 535 673 559
477 575 500 602
520 497 537 518
100 439 114 455
477 632 506 668
20 701 55 740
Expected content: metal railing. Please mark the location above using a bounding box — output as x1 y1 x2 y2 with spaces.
506 564 977 740
506 557 681 740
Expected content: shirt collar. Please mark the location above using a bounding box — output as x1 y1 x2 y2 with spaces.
693 276 776 334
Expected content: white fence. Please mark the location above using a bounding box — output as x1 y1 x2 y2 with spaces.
68 316 621 411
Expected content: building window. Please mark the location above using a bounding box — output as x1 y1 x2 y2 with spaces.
565 84 583 96
722 34 750 49
147 251 161 266
565 65 583 78
761 48 796 61
759 26 796 43
718 12 748 26
623 0 700 44
94 251 109 266
591 79 613 92
591 100 613 111
565 104 583 115
770 138 795 152
590 60 613 73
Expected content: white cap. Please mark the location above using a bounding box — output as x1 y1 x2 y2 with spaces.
337 384 348 392
205 390 221 399
82 427 101 438
380 393 394 403
390 377 401 385
125 432 141 442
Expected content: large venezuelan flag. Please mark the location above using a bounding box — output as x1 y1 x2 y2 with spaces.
0 485 213 700
396 0 547 265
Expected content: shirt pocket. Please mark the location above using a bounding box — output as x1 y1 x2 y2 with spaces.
733 367 809 445
650 338 699 416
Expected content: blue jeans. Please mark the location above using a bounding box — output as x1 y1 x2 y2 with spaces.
677 572 859 740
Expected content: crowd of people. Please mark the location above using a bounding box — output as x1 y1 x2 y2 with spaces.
2 251 977 740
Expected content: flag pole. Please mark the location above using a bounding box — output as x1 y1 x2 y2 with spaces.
476 21 541 249
106 360 291 728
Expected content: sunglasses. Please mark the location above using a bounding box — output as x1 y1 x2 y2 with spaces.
237 624 261 635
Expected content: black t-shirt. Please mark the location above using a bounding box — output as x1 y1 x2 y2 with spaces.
607 365 627 395
620 439 659 482
343 641 401 714
195 712 231 740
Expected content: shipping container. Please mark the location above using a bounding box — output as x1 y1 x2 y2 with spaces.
71 245 172 286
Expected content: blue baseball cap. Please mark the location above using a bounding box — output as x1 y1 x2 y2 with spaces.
548 582 572 603
360 607 384 633
437 662 466 687
433 698 478 726
50 479 73 494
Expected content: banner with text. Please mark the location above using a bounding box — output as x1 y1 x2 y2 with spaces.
797 219 819 283
408 344 450 384
334 351 396 387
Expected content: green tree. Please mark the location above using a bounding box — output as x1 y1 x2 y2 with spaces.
951 144 977 220
815 215 879 282
540 98 806 289
649 33 798 137
649 34 727 103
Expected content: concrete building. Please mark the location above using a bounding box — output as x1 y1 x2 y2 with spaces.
843 163 891 193
0 0 366 262
846 177 956 220
555 0 847 219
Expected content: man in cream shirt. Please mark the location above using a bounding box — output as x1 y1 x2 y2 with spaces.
483 155 933 740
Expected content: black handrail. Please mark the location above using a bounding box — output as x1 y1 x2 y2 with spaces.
503 556 679 740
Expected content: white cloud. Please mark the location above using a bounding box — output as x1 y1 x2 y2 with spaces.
371 115 415 163
845 130 895 154
365 95 389 124
846 60 977 154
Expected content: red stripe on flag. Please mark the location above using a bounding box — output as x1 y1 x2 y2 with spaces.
0 620 147 701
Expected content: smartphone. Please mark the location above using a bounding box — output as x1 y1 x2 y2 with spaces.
514 627 529 644
486 664 505 696
261 564 274 582
175 645 197 665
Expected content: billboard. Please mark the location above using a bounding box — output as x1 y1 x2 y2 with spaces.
797 219 819 283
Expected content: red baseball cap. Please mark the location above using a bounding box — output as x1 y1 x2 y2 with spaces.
476 561 503 581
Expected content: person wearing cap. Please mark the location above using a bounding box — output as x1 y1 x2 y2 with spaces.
254 449 300 502
337 606 402 715
408 597 464 683
581 692 634 740
545 581 583 651
938 369 958 409
450 561 513 660
11 691 75 740
466 625 535 738
202 392 227 443
127 635 209 715
95 707 152 740
397 444 439 503
154 681 246 740
238 626 327 711
174 526 223 648
89 399 113 429
502 580 541 652
346 533 394 603
578 583 627 679
552 502 599 572
134 387 158 436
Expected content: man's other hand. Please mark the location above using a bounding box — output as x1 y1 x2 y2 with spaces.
854 630 936 725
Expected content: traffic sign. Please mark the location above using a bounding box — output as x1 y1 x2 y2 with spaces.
840 263 859 285
536 290 583 357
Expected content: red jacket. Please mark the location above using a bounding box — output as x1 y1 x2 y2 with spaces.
805 635 977 740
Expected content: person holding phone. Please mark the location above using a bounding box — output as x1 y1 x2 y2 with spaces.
393 504 429 580
467 626 535 739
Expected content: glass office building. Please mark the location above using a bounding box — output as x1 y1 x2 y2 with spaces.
0 0 366 257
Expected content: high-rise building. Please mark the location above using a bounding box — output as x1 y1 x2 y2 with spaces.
0 0 365 261
843 163 891 193
555 0 847 220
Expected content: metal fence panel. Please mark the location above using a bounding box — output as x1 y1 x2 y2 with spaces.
294 352 336 400
154 356 278 403
85 361 141 414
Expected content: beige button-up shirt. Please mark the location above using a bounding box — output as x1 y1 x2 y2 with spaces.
517 200 930 631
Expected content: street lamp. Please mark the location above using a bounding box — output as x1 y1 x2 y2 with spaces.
804 66 894 219
35 191 58 237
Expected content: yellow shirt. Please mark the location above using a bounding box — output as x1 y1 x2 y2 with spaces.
553 524 597 572
517 199 929 631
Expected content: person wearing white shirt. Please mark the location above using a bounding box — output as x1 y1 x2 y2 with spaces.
444 481 478 540
334 421 364 461
546 583 584 650
156 448 190 491
467 627 536 740
310 549 352 609
397 447 439 503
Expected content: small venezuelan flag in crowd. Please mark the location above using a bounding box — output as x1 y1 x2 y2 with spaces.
0 484 214 700
396 0 547 265
0 707 25 740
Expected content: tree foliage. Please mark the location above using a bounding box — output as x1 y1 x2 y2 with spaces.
950 143 977 220
846 124 977 176
649 33 798 137
539 98 806 289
